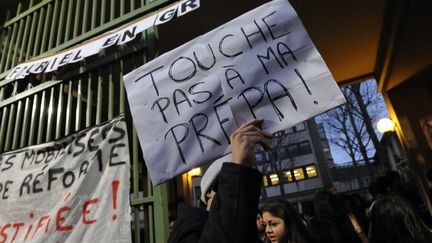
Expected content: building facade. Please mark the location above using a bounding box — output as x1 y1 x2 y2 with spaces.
257 119 331 202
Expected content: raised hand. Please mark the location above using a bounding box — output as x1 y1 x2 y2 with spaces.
230 118 272 166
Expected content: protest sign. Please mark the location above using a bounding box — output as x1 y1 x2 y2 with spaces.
123 0 346 185
0 115 131 243
6 0 200 80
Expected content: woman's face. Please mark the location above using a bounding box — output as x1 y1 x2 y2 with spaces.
263 211 286 243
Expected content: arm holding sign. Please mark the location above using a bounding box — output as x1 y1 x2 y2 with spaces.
169 119 271 243
230 118 272 166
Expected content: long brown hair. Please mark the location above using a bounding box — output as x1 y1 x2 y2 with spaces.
261 199 318 243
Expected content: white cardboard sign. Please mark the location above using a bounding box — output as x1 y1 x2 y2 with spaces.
123 0 345 185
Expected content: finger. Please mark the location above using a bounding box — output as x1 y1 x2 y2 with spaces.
238 118 264 130
239 132 272 147
238 125 273 138
244 135 273 149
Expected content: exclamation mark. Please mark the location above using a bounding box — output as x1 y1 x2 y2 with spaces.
295 68 318 105
112 180 119 221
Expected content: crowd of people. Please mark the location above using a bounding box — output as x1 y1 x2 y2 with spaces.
168 118 432 243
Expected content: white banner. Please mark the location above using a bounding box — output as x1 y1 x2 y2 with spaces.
123 0 346 185
6 0 200 80
0 115 131 243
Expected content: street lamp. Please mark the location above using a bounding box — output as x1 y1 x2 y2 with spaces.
377 118 395 134
376 117 400 171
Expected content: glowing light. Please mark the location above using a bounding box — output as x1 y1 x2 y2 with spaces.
188 167 201 177
377 118 395 133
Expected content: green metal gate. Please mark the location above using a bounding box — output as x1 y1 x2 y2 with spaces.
0 0 170 242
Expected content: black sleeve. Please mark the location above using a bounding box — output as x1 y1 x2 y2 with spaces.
168 204 209 243
199 163 262 243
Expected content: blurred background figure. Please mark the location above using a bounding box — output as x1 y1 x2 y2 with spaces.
169 216 176 235
369 195 432 243
311 190 368 243
257 210 266 242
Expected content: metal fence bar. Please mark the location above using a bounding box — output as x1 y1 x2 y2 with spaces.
133 208 141 243
131 0 135 11
132 128 141 242
119 60 125 113
82 0 90 33
32 6 45 57
56 0 66 46
16 3 24 16
110 0 115 20
48 0 59 50
91 0 97 29
18 15 31 62
28 94 38 145
25 12 37 60
55 83 64 139
0 30 5 60
86 73 92 127
75 79 82 131
1 0 48 29
121 0 126 15
73 0 82 38
4 103 16 151
101 0 107 25
148 204 155 242
65 0 74 41
95 71 103 124
20 96 31 147
36 90 46 144
0 107 9 151
11 19 24 68
153 184 169 242
0 28 11 73
5 23 18 71
65 80 73 135
46 87 56 142
108 64 114 119
41 3 52 53
12 100 23 150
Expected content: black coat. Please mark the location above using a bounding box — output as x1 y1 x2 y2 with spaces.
169 163 262 243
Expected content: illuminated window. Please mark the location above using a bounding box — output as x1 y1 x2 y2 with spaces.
263 176 269 187
293 168 305 181
305 165 318 178
269 173 279 185
283 170 293 182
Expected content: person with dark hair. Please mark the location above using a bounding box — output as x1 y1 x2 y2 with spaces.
168 118 272 243
386 170 423 208
257 209 267 242
369 195 432 243
311 190 368 243
261 199 318 243
368 176 393 201
339 193 369 234
299 201 315 227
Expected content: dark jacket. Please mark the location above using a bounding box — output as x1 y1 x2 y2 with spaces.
169 163 262 243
